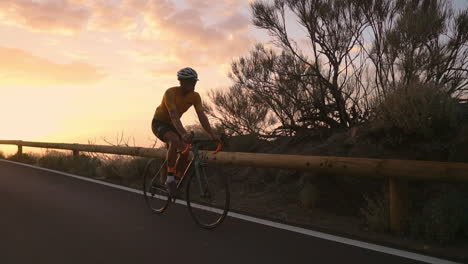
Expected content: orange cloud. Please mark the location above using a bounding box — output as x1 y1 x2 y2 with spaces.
149 66 180 77
140 7 254 65
85 1 141 31
0 46 105 86
0 0 90 34
186 0 215 9
0 0 255 78
216 12 250 33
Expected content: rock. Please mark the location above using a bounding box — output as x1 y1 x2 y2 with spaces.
261 168 277 183
298 172 318 187
275 169 298 185
234 167 255 183
299 183 319 209
95 166 107 180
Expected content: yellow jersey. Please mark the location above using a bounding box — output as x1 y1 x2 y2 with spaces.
153 86 203 124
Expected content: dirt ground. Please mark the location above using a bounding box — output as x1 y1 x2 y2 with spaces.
125 158 468 263
227 178 468 263
217 125 468 263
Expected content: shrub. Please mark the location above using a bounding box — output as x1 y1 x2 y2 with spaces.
96 157 149 182
7 153 39 165
299 183 319 209
117 157 148 181
225 134 258 152
37 151 101 177
371 81 461 143
67 155 101 177
410 189 468 244
37 151 68 171
360 192 389 232
0 151 5 159
96 162 120 180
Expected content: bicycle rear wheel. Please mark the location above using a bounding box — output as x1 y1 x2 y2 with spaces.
186 162 230 229
142 158 170 213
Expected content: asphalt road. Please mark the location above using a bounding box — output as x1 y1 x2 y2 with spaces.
0 160 429 264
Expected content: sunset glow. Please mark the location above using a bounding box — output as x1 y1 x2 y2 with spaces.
0 0 264 155
1 0 466 156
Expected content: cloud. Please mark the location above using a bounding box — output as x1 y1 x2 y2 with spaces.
0 0 155 33
85 0 142 31
186 0 216 9
216 12 250 33
0 0 256 76
139 6 254 65
119 48 179 64
0 46 105 86
0 0 91 34
121 0 151 12
149 66 179 77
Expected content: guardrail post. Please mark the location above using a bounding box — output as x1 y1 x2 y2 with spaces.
73 150 79 159
17 144 23 157
388 177 409 233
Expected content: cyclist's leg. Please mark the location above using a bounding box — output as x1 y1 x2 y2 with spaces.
162 131 184 196
175 150 190 178
162 131 184 174
152 120 182 172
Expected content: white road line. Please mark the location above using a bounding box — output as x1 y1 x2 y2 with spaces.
0 159 462 264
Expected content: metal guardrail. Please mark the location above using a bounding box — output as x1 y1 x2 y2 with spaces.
1 139 468 233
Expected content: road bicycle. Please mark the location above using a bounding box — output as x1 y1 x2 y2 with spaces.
142 134 230 229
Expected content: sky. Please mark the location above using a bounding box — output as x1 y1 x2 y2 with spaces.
0 0 271 155
0 0 467 156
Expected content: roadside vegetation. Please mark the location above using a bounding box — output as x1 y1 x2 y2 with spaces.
4 0 468 261
205 0 468 250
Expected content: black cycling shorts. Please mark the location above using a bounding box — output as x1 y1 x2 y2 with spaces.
151 119 180 143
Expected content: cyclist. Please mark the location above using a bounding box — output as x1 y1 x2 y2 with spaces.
151 67 221 197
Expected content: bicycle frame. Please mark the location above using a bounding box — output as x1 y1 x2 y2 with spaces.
143 137 229 228
174 143 207 198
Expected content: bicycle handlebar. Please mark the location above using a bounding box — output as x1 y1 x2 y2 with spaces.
181 131 224 155
181 140 223 155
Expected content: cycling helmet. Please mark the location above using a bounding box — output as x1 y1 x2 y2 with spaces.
177 67 199 81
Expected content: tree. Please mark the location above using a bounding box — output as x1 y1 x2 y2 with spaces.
251 0 371 129
208 0 467 138
205 81 275 137
364 0 467 97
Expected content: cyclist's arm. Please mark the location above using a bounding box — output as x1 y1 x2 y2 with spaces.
169 110 187 136
164 90 187 136
194 95 217 140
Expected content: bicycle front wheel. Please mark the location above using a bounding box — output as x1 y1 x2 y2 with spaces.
142 158 170 213
186 163 230 229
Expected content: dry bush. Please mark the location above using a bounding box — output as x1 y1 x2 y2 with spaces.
96 156 148 182
409 187 468 244
360 192 389 232
7 152 39 165
371 81 461 142
36 150 101 177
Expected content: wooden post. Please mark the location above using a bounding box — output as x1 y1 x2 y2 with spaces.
17 145 23 157
389 177 409 233
73 150 79 159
